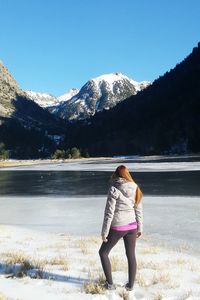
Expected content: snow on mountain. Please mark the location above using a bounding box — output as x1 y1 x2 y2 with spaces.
58 88 79 102
25 91 59 108
25 73 150 121
25 88 79 109
55 72 151 121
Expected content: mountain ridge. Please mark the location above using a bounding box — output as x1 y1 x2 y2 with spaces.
24 72 150 121
64 43 200 156
55 72 150 121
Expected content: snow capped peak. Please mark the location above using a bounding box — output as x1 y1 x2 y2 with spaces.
90 72 150 92
25 88 79 109
92 72 128 87
25 90 59 108
58 88 79 102
55 72 151 121
25 72 150 120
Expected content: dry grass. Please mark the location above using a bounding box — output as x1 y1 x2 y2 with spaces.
0 293 8 300
179 290 193 300
137 259 158 270
76 238 89 254
110 255 127 272
136 272 150 287
118 290 129 300
175 257 188 265
83 281 105 294
83 274 105 295
82 271 106 295
2 251 45 278
136 271 171 288
189 263 200 272
47 255 70 270
152 291 163 300
176 242 191 252
152 272 171 285
139 246 160 255
3 252 34 268
90 236 100 244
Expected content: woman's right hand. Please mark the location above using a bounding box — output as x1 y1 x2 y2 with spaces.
102 235 108 243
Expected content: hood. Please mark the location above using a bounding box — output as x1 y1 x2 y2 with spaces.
112 177 136 198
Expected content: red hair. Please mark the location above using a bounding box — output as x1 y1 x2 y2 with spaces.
112 165 143 206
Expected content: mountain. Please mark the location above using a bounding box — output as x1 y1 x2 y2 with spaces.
55 73 150 121
0 61 23 117
64 43 200 156
57 88 79 102
25 88 79 108
0 61 65 158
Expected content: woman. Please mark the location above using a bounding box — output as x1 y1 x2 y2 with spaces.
99 165 143 291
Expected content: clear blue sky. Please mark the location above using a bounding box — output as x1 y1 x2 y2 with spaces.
1 0 200 96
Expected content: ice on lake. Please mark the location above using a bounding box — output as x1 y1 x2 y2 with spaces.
0 157 200 255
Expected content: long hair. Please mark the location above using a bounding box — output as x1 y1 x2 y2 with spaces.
112 165 142 206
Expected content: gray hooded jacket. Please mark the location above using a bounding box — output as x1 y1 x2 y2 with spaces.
101 177 143 237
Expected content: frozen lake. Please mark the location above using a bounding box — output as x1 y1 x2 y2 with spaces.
0 156 200 253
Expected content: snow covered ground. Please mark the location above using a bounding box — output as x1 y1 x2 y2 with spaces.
0 225 199 300
0 195 200 299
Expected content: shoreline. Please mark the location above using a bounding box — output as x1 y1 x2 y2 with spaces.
1 153 200 170
0 157 117 169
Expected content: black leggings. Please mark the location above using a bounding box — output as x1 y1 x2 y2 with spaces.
99 229 137 288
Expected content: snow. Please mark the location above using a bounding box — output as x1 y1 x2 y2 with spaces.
0 224 200 300
26 91 61 108
91 73 150 93
0 195 199 251
25 88 79 109
0 158 200 299
58 89 79 102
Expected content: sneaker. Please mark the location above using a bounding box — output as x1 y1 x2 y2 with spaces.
124 283 134 291
103 281 116 290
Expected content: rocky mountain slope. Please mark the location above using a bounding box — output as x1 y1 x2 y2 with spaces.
0 61 65 158
0 61 23 117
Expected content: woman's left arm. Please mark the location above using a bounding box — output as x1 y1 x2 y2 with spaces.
101 186 118 241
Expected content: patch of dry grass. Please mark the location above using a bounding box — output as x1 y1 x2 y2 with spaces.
136 272 150 287
118 289 129 300
76 238 89 254
152 291 163 300
137 259 158 270
2 251 45 278
139 246 161 255
175 257 188 265
83 281 105 294
179 290 193 300
47 255 70 270
3 252 34 269
152 272 171 285
90 236 100 245
136 270 171 288
110 255 127 272
82 271 106 294
176 242 191 252
0 293 8 300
